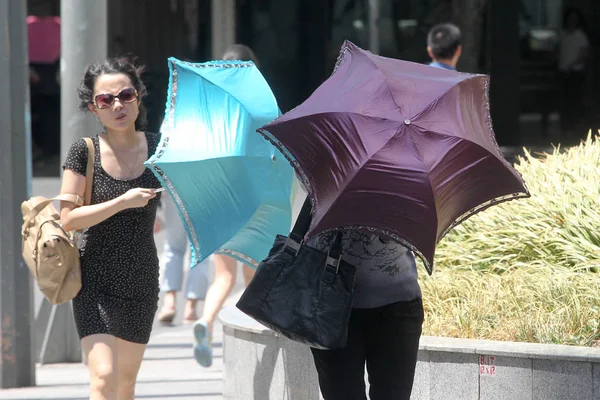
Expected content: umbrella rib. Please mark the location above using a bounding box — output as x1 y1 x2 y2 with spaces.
301 112 403 208
312 124 427 241
178 62 267 121
360 52 403 112
407 75 527 188
409 75 483 121
405 130 507 167
407 131 530 243
209 83 254 122
360 51 484 122
404 129 440 240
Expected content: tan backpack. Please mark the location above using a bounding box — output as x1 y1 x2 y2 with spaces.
21 138 94 305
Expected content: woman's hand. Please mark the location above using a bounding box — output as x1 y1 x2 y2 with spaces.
60 172 157 231
121 188 157 209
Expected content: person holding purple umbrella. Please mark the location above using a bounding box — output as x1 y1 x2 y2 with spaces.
427 22 462 71
305 221 424 400
257 40 529 400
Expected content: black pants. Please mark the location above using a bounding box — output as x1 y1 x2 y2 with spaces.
311 298 424 400
31 93 60 156
559 70 586 136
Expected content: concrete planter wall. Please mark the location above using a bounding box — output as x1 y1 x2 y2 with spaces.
220 306 600 400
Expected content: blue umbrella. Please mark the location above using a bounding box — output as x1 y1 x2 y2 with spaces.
146 58 294 268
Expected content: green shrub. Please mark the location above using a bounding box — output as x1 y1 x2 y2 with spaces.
420 133 600 346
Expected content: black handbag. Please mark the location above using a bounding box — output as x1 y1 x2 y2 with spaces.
236 198 356 350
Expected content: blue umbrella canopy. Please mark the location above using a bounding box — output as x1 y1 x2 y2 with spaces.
146 58 293 268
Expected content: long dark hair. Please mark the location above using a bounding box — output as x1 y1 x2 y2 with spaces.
563 7 587 33
78 56 148 130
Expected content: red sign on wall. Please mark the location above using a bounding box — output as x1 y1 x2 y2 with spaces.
480 355 496 375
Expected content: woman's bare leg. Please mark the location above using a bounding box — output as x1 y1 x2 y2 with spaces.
242 264 255 286
116 338 147 400
199 254 237 332
193 254 237 367
81 334 118 400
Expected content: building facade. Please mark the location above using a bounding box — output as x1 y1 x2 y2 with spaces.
28 0 600 147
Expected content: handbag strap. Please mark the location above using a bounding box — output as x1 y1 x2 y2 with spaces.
22 138 95 236
287 197 344 265
83 137 95 206
289 197 312 243
328 231 343 260
71 137 95 236
23 194 84 224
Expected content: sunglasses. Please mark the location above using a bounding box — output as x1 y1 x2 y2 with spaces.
94 88 138 109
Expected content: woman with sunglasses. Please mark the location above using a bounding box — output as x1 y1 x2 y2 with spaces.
60 57 162 400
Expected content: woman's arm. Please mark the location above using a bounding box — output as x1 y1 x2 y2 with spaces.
59 169 156 231
569 32 591 70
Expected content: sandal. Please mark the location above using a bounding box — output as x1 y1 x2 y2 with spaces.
193 320 213 367
157 308 176 324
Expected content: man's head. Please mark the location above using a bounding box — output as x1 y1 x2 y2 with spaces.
427 23 462 68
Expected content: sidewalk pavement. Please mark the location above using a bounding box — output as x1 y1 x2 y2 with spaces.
0 318 230 399
0 288 245 400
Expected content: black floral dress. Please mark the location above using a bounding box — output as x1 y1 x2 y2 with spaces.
62 132 162 344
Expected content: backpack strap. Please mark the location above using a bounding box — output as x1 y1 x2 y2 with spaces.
83 137 95 206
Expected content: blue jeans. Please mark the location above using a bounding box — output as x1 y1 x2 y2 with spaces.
160 195 210 300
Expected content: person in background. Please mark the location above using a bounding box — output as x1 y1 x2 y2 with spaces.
426 22 462 71
557 7 590 137
30 60 61 161
192 43 261 368
156 194 210 324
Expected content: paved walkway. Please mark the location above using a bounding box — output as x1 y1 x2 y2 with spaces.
0 320 228 399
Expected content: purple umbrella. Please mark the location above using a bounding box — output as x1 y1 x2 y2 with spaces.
258 41 529 274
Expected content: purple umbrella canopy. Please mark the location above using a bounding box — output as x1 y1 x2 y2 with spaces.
258 41 530 274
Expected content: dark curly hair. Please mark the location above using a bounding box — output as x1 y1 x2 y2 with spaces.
78 56 148 130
